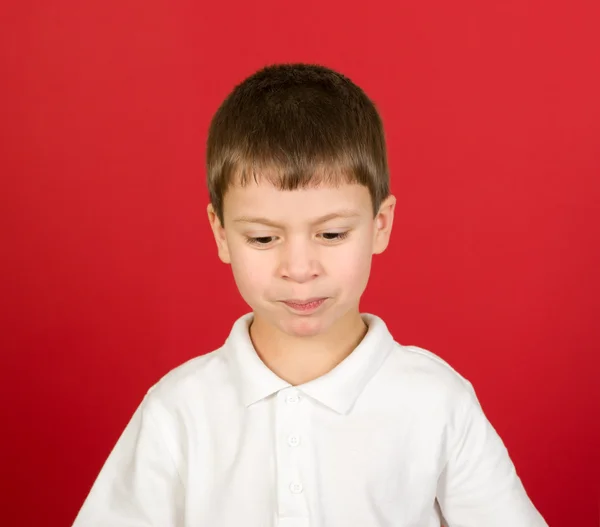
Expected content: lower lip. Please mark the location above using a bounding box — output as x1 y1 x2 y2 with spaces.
282 298 327 313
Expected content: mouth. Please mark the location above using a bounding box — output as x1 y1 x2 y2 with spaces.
281 297 328 312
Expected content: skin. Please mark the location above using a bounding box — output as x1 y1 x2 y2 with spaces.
207 179 395 385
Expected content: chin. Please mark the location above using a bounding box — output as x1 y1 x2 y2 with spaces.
279 314 331 338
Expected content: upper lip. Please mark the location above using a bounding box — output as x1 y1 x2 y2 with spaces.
282 298 325 305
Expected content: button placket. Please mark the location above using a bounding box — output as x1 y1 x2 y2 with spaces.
276 389 307 519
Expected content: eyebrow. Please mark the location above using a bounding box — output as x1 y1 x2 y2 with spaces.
233 210 362 228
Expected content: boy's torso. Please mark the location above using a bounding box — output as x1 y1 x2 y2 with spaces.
143 313 465 527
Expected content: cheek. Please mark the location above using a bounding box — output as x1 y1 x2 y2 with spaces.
326 238 373 290
229 247 271 298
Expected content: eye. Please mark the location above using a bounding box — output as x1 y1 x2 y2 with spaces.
319 231 350 242
246 236 277 246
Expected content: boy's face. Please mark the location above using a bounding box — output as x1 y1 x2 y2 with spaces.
207 179 395 339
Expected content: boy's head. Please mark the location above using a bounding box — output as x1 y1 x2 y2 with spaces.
206 64 395 339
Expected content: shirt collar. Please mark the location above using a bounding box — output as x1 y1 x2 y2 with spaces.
224 313 395 414
224 314 291 406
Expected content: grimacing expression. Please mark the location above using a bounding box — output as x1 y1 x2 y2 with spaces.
208 180 395 338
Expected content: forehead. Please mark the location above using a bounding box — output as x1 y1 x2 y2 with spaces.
223 181 372 222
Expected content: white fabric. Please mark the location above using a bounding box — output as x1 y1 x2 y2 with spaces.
73 313 547 527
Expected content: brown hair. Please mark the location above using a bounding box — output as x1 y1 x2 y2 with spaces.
206 63 390 224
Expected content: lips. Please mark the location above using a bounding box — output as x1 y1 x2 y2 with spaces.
281 297 327 312
284 298 325 306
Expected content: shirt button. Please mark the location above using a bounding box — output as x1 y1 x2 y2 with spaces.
286 393 300 404
289 482 303 494
287 434 300 447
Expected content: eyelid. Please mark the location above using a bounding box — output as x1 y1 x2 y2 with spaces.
245 235 278 247
319 231 350 239
244 229 351 247
319 227 352 235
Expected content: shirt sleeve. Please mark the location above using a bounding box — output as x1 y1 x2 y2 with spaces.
71 396 184 527
436 382 548 527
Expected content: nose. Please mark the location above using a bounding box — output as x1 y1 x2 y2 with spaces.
278 235 321 283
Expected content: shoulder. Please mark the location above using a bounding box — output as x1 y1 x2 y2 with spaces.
141 345 234 417
378 341 478 412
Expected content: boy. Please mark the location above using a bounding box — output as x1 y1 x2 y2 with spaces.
73 64 548 526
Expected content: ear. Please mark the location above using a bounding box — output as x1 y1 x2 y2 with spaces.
207 203 231 264
372 194 396 255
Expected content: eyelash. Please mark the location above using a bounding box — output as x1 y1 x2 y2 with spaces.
245 232 350 246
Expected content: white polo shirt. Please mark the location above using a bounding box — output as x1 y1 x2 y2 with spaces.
73 313 547 527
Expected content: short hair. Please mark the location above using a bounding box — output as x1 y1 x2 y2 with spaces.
206 63 390 224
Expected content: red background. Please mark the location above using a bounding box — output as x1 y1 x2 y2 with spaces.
1 1 599 525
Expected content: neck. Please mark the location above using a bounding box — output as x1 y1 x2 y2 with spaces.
249 309 368 385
